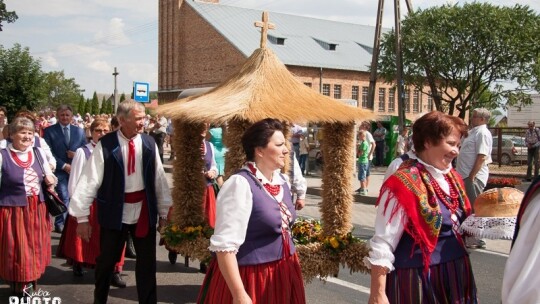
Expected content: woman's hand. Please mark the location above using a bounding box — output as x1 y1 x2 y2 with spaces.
368 292 389 304
233 292 252 304
76 222 92 242
44 175 56 191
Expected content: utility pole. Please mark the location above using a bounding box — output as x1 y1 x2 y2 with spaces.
394 0 406 132
112 67 119 113
367 0 414 132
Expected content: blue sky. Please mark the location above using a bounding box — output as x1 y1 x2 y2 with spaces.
3 0 539 99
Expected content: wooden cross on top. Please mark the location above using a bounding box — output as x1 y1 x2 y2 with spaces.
254 11 275 48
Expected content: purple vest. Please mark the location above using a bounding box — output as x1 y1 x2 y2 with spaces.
203 141 214 185
235 169 296 266
0 148 45 206
393 199 468 268
81 145 91 160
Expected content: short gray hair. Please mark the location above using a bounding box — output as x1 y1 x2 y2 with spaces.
116 100 146 119
9 117 35 135
473 108 490 120
57 104 74 114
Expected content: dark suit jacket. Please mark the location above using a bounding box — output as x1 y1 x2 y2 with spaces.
43 123 87 181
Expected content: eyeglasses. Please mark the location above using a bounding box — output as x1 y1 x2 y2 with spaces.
93 129 109 133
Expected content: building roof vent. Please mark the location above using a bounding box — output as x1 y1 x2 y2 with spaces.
313 37 338 51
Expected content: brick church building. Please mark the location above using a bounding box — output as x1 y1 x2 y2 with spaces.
158 0 434 120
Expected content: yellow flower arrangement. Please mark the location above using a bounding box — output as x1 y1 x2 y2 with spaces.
291 217 361 254
161 224 214 247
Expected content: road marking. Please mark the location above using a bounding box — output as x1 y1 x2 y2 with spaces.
473 248 509 258
319 276 370 294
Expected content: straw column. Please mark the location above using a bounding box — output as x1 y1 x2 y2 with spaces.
320 122 355 236
170 119 206 227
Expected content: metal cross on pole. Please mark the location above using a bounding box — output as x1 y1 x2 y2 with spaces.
254 11 275 48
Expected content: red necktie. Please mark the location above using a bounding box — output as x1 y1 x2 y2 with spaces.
128 139 135 175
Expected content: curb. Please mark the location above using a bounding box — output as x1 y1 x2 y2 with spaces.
306 187 378 205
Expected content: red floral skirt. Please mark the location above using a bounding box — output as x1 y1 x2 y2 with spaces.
57 202 125 269
198 238 306 304
0 196 51 282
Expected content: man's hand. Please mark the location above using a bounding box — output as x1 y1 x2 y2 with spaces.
67 150 76 159
158 218 168 232
295 199 305 210
63 164 71 174
205 170 217 180
76 222 92 242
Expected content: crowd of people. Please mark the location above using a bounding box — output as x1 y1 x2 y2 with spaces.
1 102 540 303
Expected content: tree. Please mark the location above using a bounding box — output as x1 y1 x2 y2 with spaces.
85 97 92 115
90 92 99 115
0 0 18 31
119 93 126 102
77 94 85 114
41 71 82 111
100 98 106 114
0 44 45 119
378 3 540 119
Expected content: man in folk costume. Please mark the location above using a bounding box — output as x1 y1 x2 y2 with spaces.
502 175 540 303
70 100 172 304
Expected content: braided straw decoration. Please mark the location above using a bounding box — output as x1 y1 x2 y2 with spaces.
170 119 206 227
320 122 355 236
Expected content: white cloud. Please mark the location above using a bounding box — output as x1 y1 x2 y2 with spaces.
39 52 59 68
94 18 131 47
88 60 112 73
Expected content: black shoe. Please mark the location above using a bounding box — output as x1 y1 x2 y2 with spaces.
199 262 207 274
124 233 136 258
168 251 178 265
110 272 127 288
54 224 64 233
72 264 86 277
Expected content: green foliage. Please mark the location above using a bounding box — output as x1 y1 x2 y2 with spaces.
0 0 18 31
41 71 81 110
0 44 45 119
100 96 106 114
378 3 540 118
84 97 92 115
90 92 99 115
119 93 126 102
77 94 85 115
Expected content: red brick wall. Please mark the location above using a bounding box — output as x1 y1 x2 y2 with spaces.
158 1 435 120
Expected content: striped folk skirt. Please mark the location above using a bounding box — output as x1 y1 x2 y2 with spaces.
386 256 478 304
0 196 51 283
57 202 125 269
198 238 306 304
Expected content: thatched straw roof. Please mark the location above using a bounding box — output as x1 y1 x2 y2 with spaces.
157 47 374 124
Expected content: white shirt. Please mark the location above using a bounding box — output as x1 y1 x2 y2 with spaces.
365 131 375 161
501 190 540 304
456 124 492 185
209 162 289 253
68 142 95 197
290 154 307 199
69 131 172 224
364 158 452 272
383 150 417 183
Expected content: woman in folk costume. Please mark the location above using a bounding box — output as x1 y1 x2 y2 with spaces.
58 118 127 287
501 175 540 303
201 123 218 228
198 118 305 304
0 117 57 295
365 111 478 304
